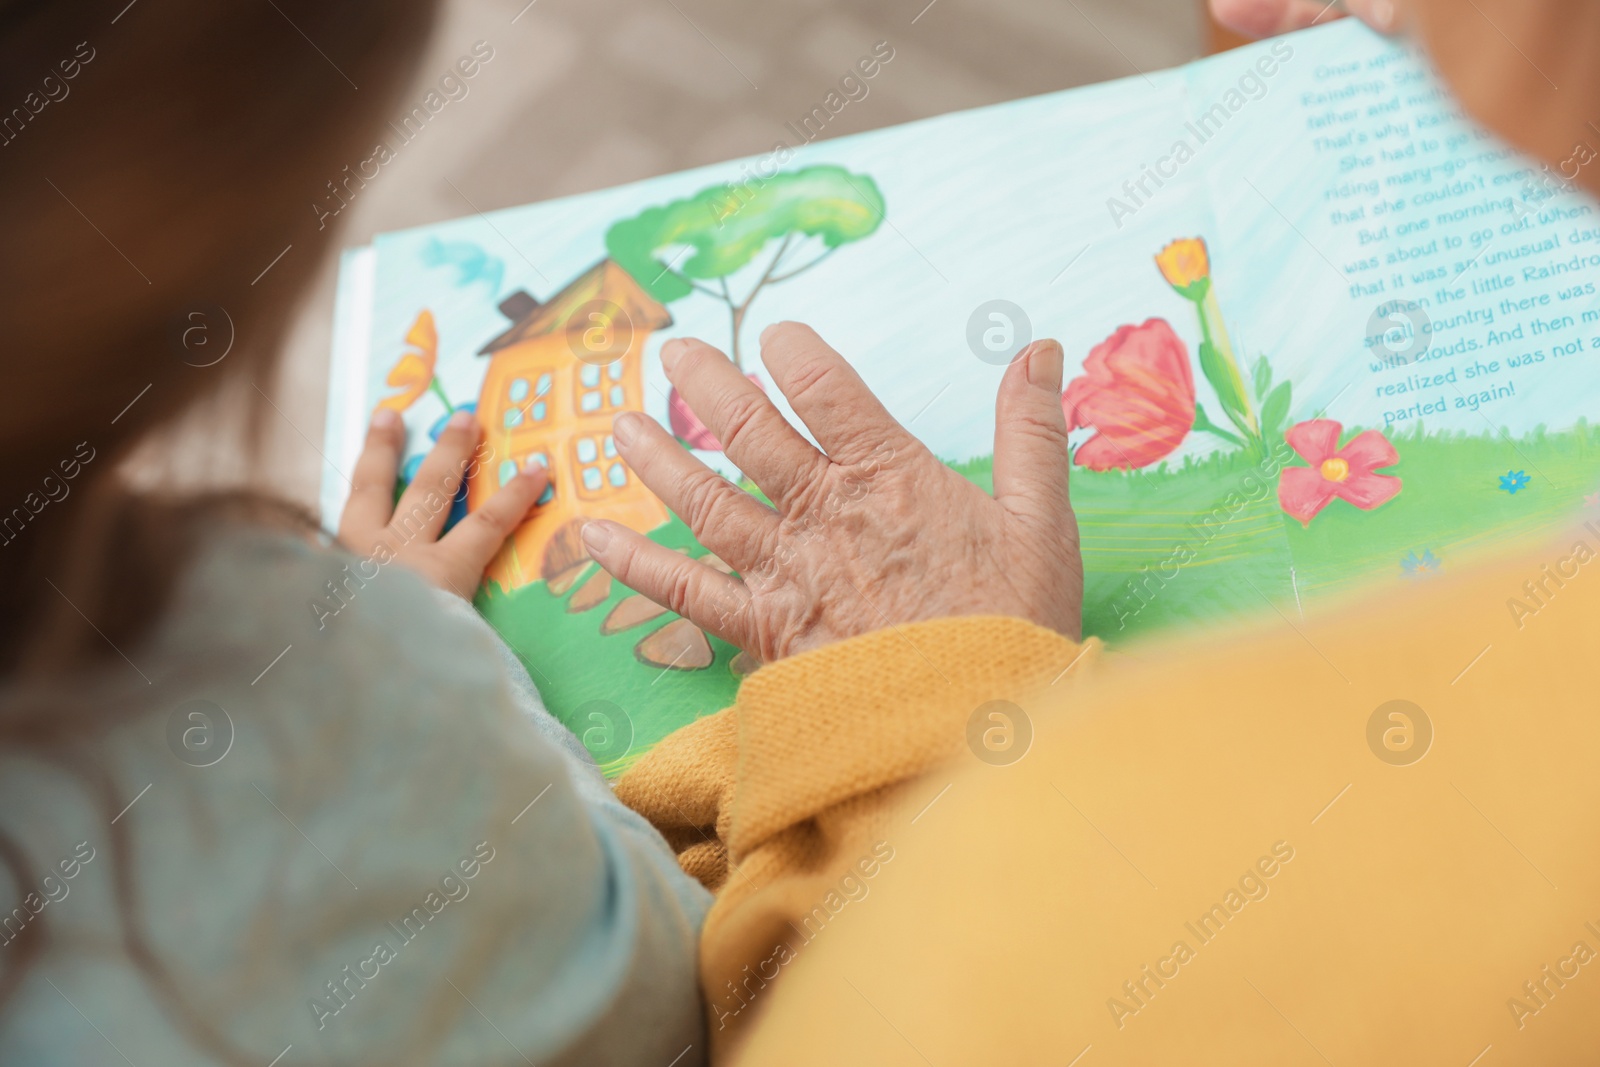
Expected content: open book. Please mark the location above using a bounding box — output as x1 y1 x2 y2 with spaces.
323 19 1600 774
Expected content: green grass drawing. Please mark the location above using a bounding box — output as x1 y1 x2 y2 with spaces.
481 420 1598 776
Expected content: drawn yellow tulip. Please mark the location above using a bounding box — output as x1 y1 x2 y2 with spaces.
1153 236 1258 441
377 310 438 413
1155 238 1210 294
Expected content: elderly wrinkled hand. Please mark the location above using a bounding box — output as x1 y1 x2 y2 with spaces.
580 322 1084 665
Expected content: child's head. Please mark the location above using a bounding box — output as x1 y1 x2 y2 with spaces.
0 2 435 674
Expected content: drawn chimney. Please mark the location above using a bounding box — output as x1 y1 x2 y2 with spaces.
477 289 544 356
498 289 541 322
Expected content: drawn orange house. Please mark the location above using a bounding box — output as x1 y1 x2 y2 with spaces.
468 258 672 592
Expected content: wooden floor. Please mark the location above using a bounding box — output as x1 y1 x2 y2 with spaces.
266 0 1204 510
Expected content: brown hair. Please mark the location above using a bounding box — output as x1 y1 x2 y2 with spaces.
0 0 437 1050
0 1 435 682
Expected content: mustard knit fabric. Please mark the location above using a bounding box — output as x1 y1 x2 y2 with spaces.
620 532 1600 1064
618 617 1102 1056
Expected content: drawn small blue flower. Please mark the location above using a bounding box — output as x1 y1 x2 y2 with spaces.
1401 549 1441 577
1498 470 1530 495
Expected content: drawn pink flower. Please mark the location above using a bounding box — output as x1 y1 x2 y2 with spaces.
1278 419 1401 525
670 374 766 451
1063 318 1196 470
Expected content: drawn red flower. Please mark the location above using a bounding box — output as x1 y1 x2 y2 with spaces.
1278 419 1401 525
1063 318 1196 470
670 374 766 451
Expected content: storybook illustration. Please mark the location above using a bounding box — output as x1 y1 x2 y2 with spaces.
325 21 1600 774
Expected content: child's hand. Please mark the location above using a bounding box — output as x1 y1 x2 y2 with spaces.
338 409 548 599
1210 0 1398 38
580 324 1084 664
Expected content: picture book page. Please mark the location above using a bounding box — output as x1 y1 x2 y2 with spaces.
1185 24 1599 605
321 21 1598 771
334 63 1227 769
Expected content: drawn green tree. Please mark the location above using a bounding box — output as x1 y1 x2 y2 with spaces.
605 164 885 367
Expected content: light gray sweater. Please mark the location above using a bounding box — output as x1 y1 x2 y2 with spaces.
0 528 710 1066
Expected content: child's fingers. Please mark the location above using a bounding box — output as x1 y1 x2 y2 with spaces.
339 409 404 542
441 463 547 575
393 411 480 545
581 520 753 649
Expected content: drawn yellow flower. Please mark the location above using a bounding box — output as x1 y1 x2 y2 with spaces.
1155 238 1210 292
377 310 438 413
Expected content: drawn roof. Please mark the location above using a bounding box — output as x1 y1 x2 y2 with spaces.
478 258 674 355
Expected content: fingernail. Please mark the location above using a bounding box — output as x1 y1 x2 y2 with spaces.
759 322 787 347
1371 0 1395 29
522 455 546 474
613 410 643 447
661 338 688 373
448 410 477 432
371 408 400 430
1026 339 1064 392
581 521 611 554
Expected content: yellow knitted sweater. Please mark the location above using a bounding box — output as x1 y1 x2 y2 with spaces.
618 533 1600 1064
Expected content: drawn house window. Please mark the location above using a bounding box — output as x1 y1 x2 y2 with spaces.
573 434 628 500
607 362 626 408
505 374 552 427
577 365 602 413
496 451 549 488
527 450 553 504
576 362 631 414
